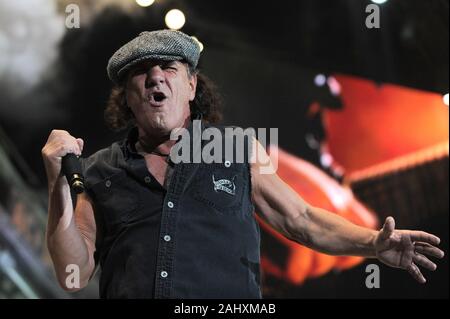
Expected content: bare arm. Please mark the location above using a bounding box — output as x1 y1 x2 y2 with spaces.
42 130 96 291
250 158 377 257
250 138 377 256
250 138 443 282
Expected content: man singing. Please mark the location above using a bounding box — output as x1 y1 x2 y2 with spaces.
42 30 444 298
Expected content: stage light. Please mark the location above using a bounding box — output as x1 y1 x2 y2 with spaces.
443 93 449 106
136 0 155 7
371 0 388 4
191 36 204 52
327 76 342 96
314 74 327 87
165 9 185 30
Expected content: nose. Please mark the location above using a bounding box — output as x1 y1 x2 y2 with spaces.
145 65 165 88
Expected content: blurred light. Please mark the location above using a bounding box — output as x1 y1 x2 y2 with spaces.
371 0 388 4
0 0 64 93
314 74 327 87
444 93 449 106
327 76 342 96
165 9 185 30
191 36 204 52
320 153 333 167
136 0 155 7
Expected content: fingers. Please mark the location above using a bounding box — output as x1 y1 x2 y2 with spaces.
379 216 395 240
61 137 82 156
414 242 445 259
44 130 83 157
407 262 426 284
407 243 442 284
413 252 437 271
42 129 84 179
409 231 440 246
76 138 84 154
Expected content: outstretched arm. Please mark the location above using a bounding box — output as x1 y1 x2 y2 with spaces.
250 138 444 283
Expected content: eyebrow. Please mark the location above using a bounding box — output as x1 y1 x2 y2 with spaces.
161 61 179 66
137 60 179 69
126 60 185 81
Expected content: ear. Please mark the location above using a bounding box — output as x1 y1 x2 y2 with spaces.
188 73 197 102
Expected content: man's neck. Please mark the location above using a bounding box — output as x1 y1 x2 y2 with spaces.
136 118 191 156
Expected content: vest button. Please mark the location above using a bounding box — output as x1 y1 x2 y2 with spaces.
224 160 231 168
160 271 168 278
164 235 171 242
105 180 111 187
167 201 174 208
144 176 151 183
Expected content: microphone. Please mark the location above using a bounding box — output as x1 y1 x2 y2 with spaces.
61 153 85 194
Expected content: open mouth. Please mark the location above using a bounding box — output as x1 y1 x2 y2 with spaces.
150 92 167 104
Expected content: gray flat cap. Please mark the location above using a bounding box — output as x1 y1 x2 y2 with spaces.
107 29 201 84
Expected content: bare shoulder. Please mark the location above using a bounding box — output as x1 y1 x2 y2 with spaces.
248 136 283 206
249 137 278 187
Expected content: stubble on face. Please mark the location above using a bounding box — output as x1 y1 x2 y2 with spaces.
153 112 168 131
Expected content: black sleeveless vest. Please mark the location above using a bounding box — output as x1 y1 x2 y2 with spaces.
81 121 261 298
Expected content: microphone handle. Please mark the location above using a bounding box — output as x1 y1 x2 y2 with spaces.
61 153 85 194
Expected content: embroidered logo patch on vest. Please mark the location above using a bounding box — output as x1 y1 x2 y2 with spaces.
212 175 236 196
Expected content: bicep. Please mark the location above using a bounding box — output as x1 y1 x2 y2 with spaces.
250 138 310 241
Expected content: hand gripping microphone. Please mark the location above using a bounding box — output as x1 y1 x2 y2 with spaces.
61 153 85 194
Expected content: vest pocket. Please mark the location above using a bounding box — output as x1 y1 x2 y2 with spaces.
192 163 246 215
90 170 141 233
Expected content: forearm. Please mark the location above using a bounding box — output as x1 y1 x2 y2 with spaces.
287 205 378 257
46 177 93 289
